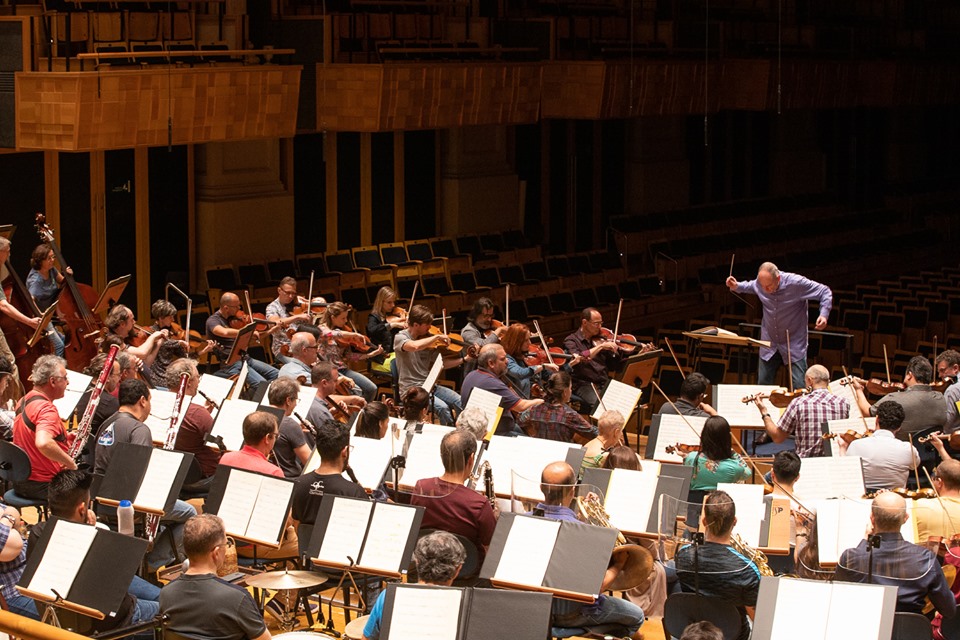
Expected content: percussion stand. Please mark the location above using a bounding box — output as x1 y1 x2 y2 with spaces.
323 558 367 637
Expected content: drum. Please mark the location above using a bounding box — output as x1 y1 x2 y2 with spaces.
343 615 371 640
273 633 337 640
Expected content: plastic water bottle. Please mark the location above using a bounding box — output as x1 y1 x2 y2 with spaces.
118 500 135 536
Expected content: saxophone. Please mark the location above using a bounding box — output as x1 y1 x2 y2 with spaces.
731 533 774 576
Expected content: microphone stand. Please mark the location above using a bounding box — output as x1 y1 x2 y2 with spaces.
866 534 881 583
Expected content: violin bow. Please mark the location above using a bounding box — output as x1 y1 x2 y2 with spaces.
532 319 553 362
505 284 510 327
664 337 686 375
910 432 921 490
184 296 192 349
612 299 623 349
883 344 891 385
408 280 419 314
243 290 254 321
442 307 447 336
786 330 793 394
305 269 315 320
591 382 607 413
842 365 871 435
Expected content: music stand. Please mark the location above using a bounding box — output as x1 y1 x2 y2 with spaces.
91 275 132 316
225 322 257 367
28 304 57 349
683 327 770 384
614 349 662 449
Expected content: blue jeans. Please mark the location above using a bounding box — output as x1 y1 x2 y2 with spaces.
758 353 806 391
217 357 279 387
341 368 377 402
129 575 161 602
553 594 644 637
7 592 39 620
47 330 65 358
133 598 160 624
430 384 462 426
147 499 196 570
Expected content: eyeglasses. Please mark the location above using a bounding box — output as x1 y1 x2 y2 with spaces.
50 375 68 382
587 320 603 326
305 345 319 350
280 289 297 296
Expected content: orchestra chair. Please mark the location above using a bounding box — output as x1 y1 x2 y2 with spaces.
892 612 932 640
662 593 742 640
0 442 48 522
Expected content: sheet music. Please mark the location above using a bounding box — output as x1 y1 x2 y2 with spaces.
359 503 418 572
715 384 782 427
479 436 581 501
246 476 293 544
767 579 885 640
230 361 249 400
208 399 260 451
421 354 444 394
494 516 560 586
144 389 191 443
343 436 392 490
259 382 316 420
315 498 373 565
827 379 863 419
717 483 765 547
399 432 449 488
388 586 463 640
793 456 865 501
814 498 915 564
27 520 98 599
823 418 871 456
53 370 93 421
604 466 661 534
133 448 183 512
216 469 262 537
652 414 708 463
591 379 642 424
464 386 504 435
191 374 235 418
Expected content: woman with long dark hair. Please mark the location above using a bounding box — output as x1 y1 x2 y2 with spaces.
684 415 751 491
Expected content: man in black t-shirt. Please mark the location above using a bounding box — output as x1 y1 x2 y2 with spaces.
291 418 367 525
206 292 279 388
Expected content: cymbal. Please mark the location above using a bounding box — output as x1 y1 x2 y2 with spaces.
608 544 654 592
245 569 329 590
343 615 370 640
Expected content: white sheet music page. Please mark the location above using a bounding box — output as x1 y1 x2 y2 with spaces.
144 389 191 443
399 431 448 489
652 414 708 463
359 503 418 573
209 399 260 451
343 437 392 491
216 470 263 538
604 465 661 534
828 379 863 419
591 379 642 424
793 456 865 501
259 383 316 420
315 497 373 566
133 448 184 512
464 386 504 435
302 448 321 475
822 582 886 640
717 483 765 547
715 384 782 427
815 497 916 565
767 578 831 639
494 516 561 587
421 354 444 395
480 436 580 502
53 370 93 421
191 374 235 417
246 476 294 545
823 417 871 456
388 586 463 640
27 520 98 599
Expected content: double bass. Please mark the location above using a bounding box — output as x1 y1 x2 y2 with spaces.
34 214 103 371
0 249 51 393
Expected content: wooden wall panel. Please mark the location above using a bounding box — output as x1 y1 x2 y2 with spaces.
16 66 301 151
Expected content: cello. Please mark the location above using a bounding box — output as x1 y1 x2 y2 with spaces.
0 255 51 393
34 214 103 371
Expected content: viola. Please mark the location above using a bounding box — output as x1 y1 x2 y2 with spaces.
524 344 574 368
386 306 408 326
865 487 937 500
292 296 328 316
427 326 478 358
929 376 957 394
865 378 906 397
767 388 810 408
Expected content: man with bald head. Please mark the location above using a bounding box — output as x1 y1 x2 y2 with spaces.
752 364 848 457
835 492 955 618
532 461 645 640
727 262 832 391
206 292 279 388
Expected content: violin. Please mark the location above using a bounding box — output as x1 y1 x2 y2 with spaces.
592 327 650 354
665 443 701 456
292 296 328 316
917 431 960 449
929 376 957 394
386 306 408 326
482 318 504 338
822 429 870 444
427 326 478 357
524 344 575 367
864 378 906 396
865 487 937 500
767 388 810 408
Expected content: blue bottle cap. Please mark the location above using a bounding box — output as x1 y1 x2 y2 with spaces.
119 500 132 507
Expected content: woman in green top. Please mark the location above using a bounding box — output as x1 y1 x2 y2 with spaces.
684 415 751 491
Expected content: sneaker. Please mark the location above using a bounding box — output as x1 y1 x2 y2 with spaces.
264 597 286 622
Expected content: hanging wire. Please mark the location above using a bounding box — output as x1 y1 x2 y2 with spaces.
703 0 708 147
777 0 782 115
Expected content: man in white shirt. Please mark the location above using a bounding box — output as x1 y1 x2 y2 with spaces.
841 401 919 492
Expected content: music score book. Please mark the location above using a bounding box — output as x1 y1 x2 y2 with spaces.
822 417 872 456
380 584 553 640
827 379 864 419
792 456 865 500
397 430 454 489
207 398 261 451
476 436 585 502
190 374 236 417
714 384 784 427
259 382 317 420
646 414 708 463
463 387 503 436
812 497 917 565
96 442 194 516
422 354 444 395
205 466 295 547
581 465 687 536
18 518 147 620
28 304 57 349
308 495 424 577
144 388 192 443
752 577 896 640
302 436 392 493
591 379 643 425
53 370 93 421
480 513 617 603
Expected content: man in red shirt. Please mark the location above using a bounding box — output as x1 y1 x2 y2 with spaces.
12 355 75 500
219 412 284 478
166 358 221 486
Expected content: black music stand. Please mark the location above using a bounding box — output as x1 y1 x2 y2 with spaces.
28 304 57 348
225 322 257 367
614 349 662 449
91 275 132 316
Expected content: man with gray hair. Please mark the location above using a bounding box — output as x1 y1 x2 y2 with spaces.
850 355 947 440
751 364 848 457
12 355 75 499
361 531 466 640
278 331 318 384
460 344 543 436
456 406 490 440
727 261 832 391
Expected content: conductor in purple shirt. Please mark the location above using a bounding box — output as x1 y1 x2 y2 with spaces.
726 262 832 391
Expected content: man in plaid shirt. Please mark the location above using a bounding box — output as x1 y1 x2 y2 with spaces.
751 364 848 457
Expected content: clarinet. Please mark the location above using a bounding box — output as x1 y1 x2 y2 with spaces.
345 465 360 484
67 345 120 461
294 411 318 439
145 372 190 540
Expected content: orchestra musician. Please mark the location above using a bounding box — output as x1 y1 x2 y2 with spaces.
454 406 490 440
518 371 597 443
0 358 16 438
219 411 285 478
459 298 506 374
848 356 947 440
726 261 832 391
0 237 43 383
367 285 405 375
657 372 717 418
278 331 320 384
165 358 221 490
751 364 848 458
317 301 382 401
105 304 167 368
394 305 469 426
531 461 645 640
25 243 70 357
266 377 313 478
291 418 368 526
305 360 365 427
460 344 543 437
913 458 960 544
265 277 319 366
683 416 751 494
205 292 280 389
12 355 75 501
935 349 960 433
839 402 918 492
581 410 626 471
499 322 560 398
